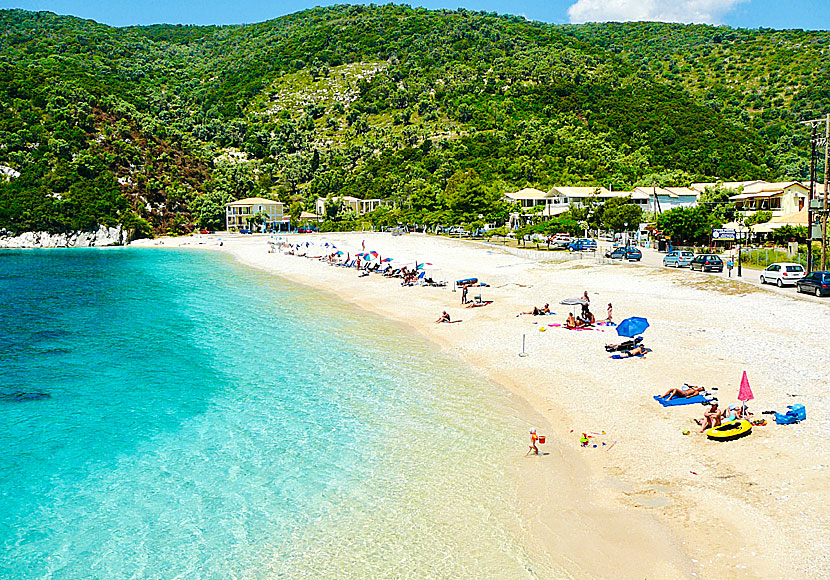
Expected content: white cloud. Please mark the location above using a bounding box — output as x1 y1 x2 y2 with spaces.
567 0 747 24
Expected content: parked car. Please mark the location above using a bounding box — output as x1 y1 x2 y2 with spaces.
689 254 724 272
606 246 642 261
239 228 252 234
662 250 694 268
567 238 597 252
796 270 830 296
623 247 642 261
759 262 806 287
199 228 213 234
549 233 572 247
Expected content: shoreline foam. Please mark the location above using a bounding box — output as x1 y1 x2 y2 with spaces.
133 232 830 579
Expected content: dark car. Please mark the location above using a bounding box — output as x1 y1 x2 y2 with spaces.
606 246 642 261
689 254 724 272
567 238 597 252
796 270 830 296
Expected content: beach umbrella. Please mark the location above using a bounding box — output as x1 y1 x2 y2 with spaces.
738 371 754 403
560 297 588 305
416 262 433 270
382 257 393 262
616 317 649 337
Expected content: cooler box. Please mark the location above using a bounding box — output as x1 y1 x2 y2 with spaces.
787 404 806 421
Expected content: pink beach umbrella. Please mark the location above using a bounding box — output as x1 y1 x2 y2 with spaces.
738 371 754 403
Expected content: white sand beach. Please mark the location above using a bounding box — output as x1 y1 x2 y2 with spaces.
135 232 830 579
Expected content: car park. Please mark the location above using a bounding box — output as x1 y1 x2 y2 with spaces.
567 238 597 252
662 250 694 268
689 254 724 272
606 246 642 261
759 262 805 287
796 271 830 296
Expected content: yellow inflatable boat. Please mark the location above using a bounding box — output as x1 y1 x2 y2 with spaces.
706 419 752 441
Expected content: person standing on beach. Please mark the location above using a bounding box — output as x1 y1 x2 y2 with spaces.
606 303 613 322
525 429 539 456
583 290 590 305
461 285 468 305
361 239 366 251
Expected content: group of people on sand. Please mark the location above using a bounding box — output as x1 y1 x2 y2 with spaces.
694 401 752 432
659 384 752 432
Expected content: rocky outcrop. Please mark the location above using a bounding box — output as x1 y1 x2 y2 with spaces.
0 225 129 248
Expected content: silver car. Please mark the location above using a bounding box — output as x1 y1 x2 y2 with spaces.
760 262 805 287
662 250 694 268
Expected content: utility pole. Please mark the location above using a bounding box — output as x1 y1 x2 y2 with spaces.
824 113 830 270
800 118 826 274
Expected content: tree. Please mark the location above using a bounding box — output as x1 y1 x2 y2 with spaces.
190 190 234 230
744 210 772 227
323 195 342 220
657 206 711 244
599 197 644 233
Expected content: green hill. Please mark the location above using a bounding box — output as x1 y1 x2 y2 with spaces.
0 6 825 235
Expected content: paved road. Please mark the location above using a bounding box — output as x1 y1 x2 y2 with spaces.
596 244 829 305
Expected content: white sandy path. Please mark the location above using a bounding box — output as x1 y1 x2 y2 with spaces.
137 233 830 580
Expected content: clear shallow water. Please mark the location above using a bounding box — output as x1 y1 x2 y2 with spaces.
0 249 560 579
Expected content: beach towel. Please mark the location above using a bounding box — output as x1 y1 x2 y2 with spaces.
610 348 650 359
653 394 708 407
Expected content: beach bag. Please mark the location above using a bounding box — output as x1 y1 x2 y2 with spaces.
774 412 798 425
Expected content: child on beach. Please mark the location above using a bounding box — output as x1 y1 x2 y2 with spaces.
525 429 539 456
606 303 613 322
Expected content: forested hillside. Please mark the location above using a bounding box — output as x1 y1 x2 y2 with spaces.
0 5 826 235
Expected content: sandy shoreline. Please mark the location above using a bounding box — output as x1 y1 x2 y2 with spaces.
133 232 829 579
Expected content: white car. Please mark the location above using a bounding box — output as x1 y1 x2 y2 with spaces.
759 262 805 287
548 234 572 247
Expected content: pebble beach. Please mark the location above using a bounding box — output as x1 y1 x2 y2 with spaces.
136 232 830 579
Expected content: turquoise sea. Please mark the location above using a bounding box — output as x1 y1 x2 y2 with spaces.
0 249 560 579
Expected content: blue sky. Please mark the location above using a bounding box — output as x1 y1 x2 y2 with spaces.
1 0 828 30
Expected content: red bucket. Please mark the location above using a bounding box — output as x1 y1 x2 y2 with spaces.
538 435 546 444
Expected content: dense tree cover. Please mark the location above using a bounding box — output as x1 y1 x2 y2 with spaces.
0 6 821 235
563 22 828 178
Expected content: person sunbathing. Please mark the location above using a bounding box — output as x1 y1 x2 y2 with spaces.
521 303 551 316
436 311 451 323
566 313 577 329
696 403 723 432
605 337 642 352
614 344 647 358
661 384 704 400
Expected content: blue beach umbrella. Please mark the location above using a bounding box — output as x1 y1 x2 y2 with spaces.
616 317 649 338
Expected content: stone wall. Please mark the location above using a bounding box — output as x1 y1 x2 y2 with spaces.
0 225 129 248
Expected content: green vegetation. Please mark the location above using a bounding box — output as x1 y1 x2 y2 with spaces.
0 6 824 236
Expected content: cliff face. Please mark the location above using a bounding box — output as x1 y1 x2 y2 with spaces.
0 225 128 248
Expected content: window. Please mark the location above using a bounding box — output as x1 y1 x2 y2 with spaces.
769 197 781 210
786 266 803 272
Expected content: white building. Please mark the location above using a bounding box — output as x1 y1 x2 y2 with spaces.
315 196 391 217
633 186 700 214
728 181 808 218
